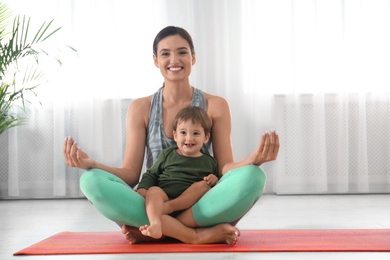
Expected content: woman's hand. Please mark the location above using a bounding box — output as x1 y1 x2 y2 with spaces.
204 174 218 187
249 130 280 166
63 137 96 170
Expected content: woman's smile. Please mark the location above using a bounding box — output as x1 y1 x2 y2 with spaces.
168 66 184 72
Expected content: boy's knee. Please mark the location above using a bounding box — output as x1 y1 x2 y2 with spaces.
147 186 165 195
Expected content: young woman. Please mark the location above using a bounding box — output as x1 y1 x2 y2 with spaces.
63 26 279 245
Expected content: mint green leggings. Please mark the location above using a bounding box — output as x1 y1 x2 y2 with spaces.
80 165 266 227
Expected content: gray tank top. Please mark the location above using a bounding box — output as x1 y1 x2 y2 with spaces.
145 87 213 169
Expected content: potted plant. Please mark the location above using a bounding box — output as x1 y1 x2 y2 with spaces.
0 2 74 135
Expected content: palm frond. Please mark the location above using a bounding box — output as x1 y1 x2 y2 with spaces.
0 2 76 134
0 3 12 36
0 82 25 135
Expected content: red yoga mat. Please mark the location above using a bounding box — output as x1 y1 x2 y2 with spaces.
14 229 390 255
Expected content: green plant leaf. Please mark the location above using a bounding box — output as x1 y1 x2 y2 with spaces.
0 2 77 135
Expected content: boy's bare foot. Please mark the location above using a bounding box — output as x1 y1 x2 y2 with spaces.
193 223 240 245
121 225 162 244
139 223 163 239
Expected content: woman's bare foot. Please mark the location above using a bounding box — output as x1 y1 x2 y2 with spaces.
121 225 163 244
139 223 163 239
193 223 240 245
123 223 239 245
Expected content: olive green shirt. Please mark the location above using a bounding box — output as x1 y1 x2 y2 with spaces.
138 146 218 199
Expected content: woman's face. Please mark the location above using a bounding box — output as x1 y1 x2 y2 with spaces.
153 35 196 83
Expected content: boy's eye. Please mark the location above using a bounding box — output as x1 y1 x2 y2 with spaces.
194 132 200 135
180 131 186 135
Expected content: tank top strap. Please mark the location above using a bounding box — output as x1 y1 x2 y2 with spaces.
192 88 213 157
191 87 206 109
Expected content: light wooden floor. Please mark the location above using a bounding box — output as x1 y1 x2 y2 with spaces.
2 194 390 259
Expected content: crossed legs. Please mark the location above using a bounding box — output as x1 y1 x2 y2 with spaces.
124 208 240 245
140 181 214 239
81 165 266 245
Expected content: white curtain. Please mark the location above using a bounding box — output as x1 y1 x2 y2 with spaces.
1 0 390 198
274 93 390 194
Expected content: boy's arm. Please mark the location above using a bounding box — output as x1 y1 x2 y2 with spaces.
203 158 219 187
137 151 165 190
136 188 148 198
203 174 218 187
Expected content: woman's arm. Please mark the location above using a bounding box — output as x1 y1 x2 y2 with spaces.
64 97 151 188
207 94 279 176
221 131 279 174
120 98 150 186
206 95 233 176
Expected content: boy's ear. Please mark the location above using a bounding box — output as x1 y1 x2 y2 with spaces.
204 132 210 144
173 131 177 142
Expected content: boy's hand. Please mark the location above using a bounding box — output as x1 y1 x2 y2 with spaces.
204 174 218 187
136 188 147 198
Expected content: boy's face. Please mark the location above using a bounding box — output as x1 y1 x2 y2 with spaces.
173 120 210 157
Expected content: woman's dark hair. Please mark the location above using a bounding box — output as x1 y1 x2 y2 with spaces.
153 26 195 56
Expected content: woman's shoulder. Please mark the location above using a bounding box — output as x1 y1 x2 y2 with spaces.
127 95 153 126
128 95 153 113
131 95 153 108
204 91 228 106
203 91 230 116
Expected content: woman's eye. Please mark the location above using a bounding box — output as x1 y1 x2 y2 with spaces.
161 52 169 57
179 51 187 55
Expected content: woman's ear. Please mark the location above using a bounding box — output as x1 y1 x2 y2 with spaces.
153 54 159 68
192 51 196 65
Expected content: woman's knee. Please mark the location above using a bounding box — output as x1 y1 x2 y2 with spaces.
80 169 127 202
80 169 102 200
80 169 148 227
220 165 266 198
237 165 266 203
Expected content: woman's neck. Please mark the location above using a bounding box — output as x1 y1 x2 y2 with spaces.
162 80 193 104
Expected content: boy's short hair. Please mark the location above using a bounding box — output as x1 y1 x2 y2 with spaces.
173 106 211 135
